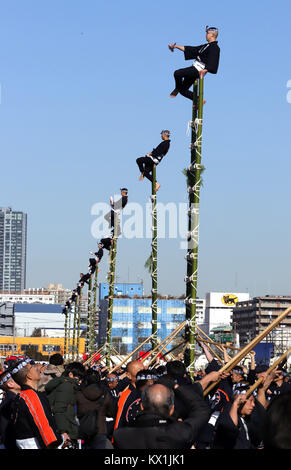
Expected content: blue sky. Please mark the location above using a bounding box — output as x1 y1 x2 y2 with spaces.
0 0 290 298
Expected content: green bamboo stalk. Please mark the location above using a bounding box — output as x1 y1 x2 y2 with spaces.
76 288 83 360
185 78 205 378
64 311 68 358
72 297 78 360
85 277 92 355
106 234 118 367
89 267 99 355
105 207 120 367
151 165 158 349
67 306 72 360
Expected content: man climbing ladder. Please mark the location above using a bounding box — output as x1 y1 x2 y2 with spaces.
168 25 220 100
136 129 171 192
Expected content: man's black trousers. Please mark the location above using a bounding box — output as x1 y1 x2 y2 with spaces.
174 66 200 100
136 156 155 183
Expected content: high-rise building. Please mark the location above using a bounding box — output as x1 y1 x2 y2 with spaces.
0 207 27 292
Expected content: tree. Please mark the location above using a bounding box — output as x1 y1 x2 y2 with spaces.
31 328 42 337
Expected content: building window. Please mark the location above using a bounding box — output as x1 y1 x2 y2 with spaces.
20 344 39 352
138 307 162 314
112 306 133 314
42 345 61 352
166 322 180 329
0 344 16 351
112 321 133 328
122 337 133 344
166 308 185 314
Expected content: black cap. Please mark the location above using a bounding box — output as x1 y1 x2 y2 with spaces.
120 188 128 192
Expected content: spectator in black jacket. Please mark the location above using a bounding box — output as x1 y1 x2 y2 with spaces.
213 385 267 449
168 26 220 100
263 392 291 449
10 358 62 449
136 130 171 192
113 382 210 449
0 369 21 449
76 370 115 449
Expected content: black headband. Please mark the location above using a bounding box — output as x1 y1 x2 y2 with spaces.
0 371 11 387
206 25 218 32
10 358 34 376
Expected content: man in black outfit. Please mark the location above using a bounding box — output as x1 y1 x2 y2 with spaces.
100 237 113 251
0 368 21 448
104 188 128 236
169 26 220 101
136 130 171 192
89 243 104 264
113 383 210 449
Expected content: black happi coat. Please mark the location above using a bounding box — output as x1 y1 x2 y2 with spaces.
12 385 62 448
184 42 220 74
113 385 210 449
151 140 171 163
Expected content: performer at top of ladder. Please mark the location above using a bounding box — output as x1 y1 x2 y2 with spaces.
104 188 128 237
136 129 171 192
89 242 104 264
168 25 220 101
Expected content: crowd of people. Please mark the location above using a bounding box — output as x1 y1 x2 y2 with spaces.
1 343 291 450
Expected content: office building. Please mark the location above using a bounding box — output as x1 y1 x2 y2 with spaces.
0 207 27 292
205 292 250 335
233 295 291 355
98 283 205 354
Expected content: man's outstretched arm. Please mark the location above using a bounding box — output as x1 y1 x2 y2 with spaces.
168 43 185 52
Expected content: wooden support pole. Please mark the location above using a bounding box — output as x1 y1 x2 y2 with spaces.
245 347 291 399
151 164 158 349
196 334 224 365
203 306 291 396
76 289 82 360
146 322 186 366
109 333 156 374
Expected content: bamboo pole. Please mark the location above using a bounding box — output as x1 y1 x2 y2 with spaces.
203 306 291 396
196 334 224 364
89 267 98 355
72 297 78 360
185 79 205 378
198 337 240 351
106 215 119 367
109 333 156 374
143 321 186 365
185 80 199 371
159 338 188 360
146 322 187 366
67 305 72 360
157 341 177 360
196 325 226 355
151 165 158 349
76 288 82 360
63 310 69 357
110 346 126 365
85 276 92 355
83 344 105 366
245 347 291 399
